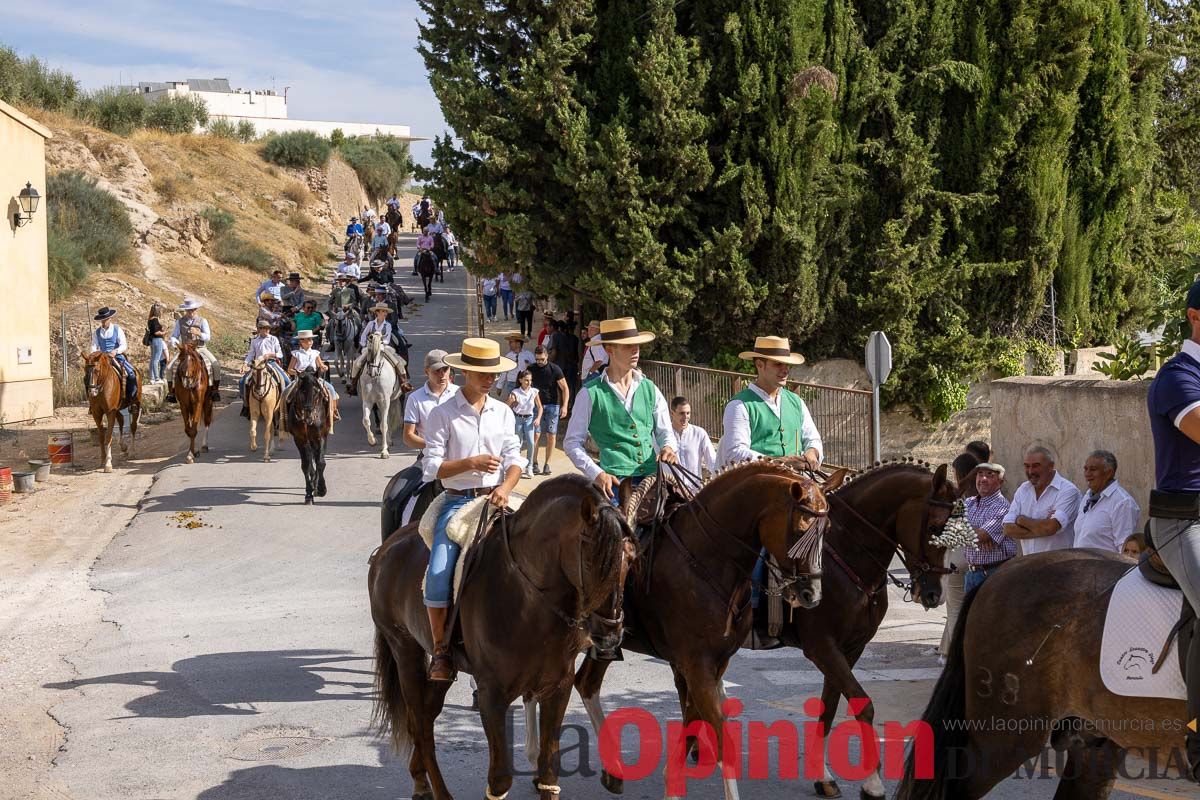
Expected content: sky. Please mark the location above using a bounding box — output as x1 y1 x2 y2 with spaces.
0 0 446 166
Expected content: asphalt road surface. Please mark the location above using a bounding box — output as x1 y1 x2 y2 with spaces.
39 237 1195 800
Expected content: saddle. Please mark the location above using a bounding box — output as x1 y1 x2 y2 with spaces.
619 474 692 534
417 493 526 605
1139 536 1199 685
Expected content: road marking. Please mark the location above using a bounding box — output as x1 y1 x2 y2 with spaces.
758 667 943 685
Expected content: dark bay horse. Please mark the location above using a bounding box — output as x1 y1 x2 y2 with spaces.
567 460 840 800
369 475 635 800
172 343 212 464
432 233 448 282
416 250 437 301
84 352 141 473
285 369 329 504
385 207 403 257
775 461 957 799
897 549 1193 800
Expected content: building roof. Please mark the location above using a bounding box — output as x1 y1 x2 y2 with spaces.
0 98 53 140
186 78 233 93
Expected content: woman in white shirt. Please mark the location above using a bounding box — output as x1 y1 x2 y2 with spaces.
498 272 514 320
507 369 543 479
283 330 340 427
481 276 499 322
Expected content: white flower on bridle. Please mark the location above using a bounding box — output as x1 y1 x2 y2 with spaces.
929 499 977 550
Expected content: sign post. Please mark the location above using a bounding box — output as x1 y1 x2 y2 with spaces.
865 331 892 464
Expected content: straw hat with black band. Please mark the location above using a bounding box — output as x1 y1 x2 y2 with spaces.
443 338 516 373
586 317 656 347
739 335 806 366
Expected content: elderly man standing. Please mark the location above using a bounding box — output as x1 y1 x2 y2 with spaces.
1001 444 1081 554
1073 450 1141 552
963 462 1016 591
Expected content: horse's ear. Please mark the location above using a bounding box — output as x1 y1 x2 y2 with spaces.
580 491 601 527
933 463 949 490
824 467 849 492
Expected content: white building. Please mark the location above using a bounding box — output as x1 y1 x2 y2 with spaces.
137 78 421 141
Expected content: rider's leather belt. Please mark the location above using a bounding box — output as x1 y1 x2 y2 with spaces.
446 487 491 498
1150 489 1200 520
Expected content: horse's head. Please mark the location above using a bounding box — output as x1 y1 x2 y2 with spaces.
82 352 107 398
367 331 383 358
289 369 327 429
900 462 957 610
574 485 635 656
756 463 844 609
176 344 202 389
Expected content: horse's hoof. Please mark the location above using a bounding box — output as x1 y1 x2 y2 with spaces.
859 789 884 800
367 434 376 446
601 770 624 794
412 794 433 800
316 485 327 497
103 465 113 474
185 454 194 464
263 456 271 463
814 781 841 798
380 451 389 459
304 496 314 505
250 442 257 451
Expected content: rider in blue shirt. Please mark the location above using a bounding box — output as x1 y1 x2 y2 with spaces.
345 217 364 238
1148 279 1200 783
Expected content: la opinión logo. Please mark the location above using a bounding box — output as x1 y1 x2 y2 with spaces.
596 697 934 795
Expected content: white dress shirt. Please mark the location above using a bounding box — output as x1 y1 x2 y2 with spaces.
1073 479 1141 552
502 348 536 383
404 382 461 438
291 347 321 372
244 334 283 364
676 424 716 476
336 261 361 279
170 317 211 347
564 369 679 481
581 344 608 379
91 324 128 355
359 319 393 348
422 391 526 489
716 382 824 466
1003 471 1082 555
511 386 538 416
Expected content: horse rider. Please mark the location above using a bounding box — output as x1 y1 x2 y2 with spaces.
346 304 406 396
421 337 525 681
280 330 340 432
345 216 364 254
717 335 823 648
336 252 362 281
1147 279 1200 782
258 292 282 329
277 301 297 357
166 299 221 400
328 274 359 316
372 217 392 261
563 316 678 504
282 272 305 310
239 318 289 419
89 306 138 402
254 269 285 307
414 226 435 275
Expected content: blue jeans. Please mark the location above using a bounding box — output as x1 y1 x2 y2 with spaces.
425 493 473 607
500 288 514 317
483 294 498 319
608 475 644 508
751 550 768 607
515 415 536 465
963 564 1004 594
149 338 166 382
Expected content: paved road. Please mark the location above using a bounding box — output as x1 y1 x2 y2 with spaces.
41 238 1191 800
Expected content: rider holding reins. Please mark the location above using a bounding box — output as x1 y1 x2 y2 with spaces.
89 306 138 402
239 318 288 419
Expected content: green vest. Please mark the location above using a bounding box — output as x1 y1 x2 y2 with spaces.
735 386 807 457
587 378 659 478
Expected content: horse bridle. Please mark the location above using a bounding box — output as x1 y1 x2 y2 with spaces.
826 487 955 597
249 362 276 400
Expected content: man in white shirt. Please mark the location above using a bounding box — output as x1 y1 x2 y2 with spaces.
336 253 361 280
580 320 608 385
671 396 716 478
254 269 285 307
499 333 535 398
239 318 287 418
166 299 221 399
346 305 405 396
421 338 524 681
1073 449 1141 552
1002 444 1082 555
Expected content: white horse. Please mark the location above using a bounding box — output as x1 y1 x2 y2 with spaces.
358 331 407 458
330 308 359 379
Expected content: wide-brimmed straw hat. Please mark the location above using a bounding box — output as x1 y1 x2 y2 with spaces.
179 299 202 311
586 317 656 347
443 338 516 373
94 307 117 321
255 318 272 329
739 336 806 366
296 330 315 340
505 332 527 342
370 304 391 313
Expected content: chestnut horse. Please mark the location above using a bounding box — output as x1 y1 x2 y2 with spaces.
897 548 1193 800
172 343 213 464
285 369 329 504
777 461 957 800
245 356 284 462
370 475 634 800
567 460 839 800
84 352 141 473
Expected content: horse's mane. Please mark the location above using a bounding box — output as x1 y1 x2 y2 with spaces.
827 458 935 498
698 458 813 496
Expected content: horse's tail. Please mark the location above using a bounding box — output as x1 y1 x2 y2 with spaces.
895 584 977 800
371 627 413 759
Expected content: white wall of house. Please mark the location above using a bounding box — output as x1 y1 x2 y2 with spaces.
142 86 287 119
216 116 417 140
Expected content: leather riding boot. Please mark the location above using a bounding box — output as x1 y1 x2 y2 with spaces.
346 375 358 396
1186 621 1200 781
427 606 455 682
210 380 222 401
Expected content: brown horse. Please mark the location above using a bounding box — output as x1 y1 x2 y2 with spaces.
897 549 1190 800
245 356 284 462
567 460 839 800
172 343 213 464
84 352 141 473
285 369 329 504
369 475 635 800
775 461 957 799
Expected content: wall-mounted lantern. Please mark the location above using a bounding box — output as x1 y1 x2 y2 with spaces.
14 182 41 228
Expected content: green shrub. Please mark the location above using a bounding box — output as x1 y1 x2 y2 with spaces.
235 120 257 143
0 46 80 112
210 233 272 270
338 135 412 199
1025 340 1059 377
207 118 238 139
46 229 89 301
47 170 134 272
261 131 331 168
991 339 1026 378
926 371 969 423
200 207 235 236
79 88 146 136
144 94 208 134
1092 334 1154 380
330 128 345 148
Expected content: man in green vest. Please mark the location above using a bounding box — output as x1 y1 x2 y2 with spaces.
563 316 679 503
718 335 824 647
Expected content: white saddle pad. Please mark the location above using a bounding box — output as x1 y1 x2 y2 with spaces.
1100 569 1185 700
418 491 525 604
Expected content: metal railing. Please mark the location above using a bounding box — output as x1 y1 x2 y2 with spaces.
640 360 875 470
